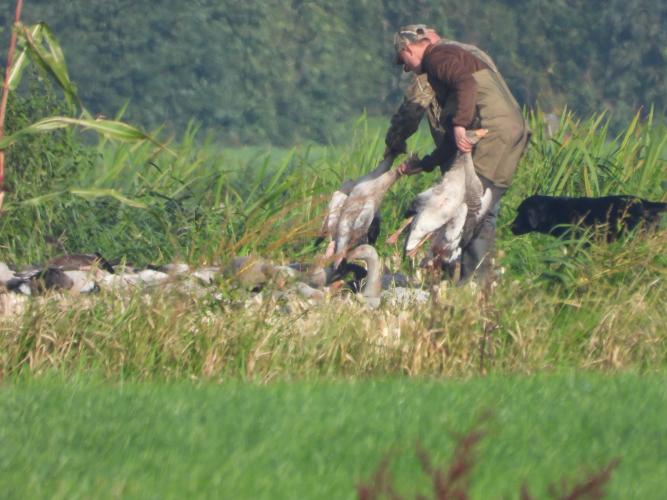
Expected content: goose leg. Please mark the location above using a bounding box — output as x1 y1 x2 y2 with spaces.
324 240 336 258
386 216 414 245
405 232 433 258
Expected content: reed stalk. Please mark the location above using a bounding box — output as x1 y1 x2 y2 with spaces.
0 0 24 209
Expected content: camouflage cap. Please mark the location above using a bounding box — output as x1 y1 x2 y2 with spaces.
393 24 434 64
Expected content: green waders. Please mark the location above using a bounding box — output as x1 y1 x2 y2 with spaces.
425 69 528 284
460 69 528 284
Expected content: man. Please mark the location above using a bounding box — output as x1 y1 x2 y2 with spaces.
387 24 529 284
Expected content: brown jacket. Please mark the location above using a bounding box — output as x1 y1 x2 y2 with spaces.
385 40 498 159
422 44 490 128
385 40 528 187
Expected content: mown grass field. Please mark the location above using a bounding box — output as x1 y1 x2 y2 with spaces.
2 374 666 499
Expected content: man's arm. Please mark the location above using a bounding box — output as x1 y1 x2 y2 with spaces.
416 131 457 172
427 46 480 129
421 44 488 158
384 73 434 156
398 130 457 176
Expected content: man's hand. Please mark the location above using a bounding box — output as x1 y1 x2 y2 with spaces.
397 157 423 176
454 125 473 153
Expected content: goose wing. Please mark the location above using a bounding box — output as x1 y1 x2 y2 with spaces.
427 203 468 263
404 166 466 252
332 160 399 262
334 195 377 260
321 190 348 237
320 178 356 237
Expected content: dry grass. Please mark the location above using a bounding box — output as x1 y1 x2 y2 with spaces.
0 108 665 381
1 229 665 381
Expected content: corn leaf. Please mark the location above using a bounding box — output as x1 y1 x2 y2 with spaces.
7 23 44 91
0 116 174 155
19 190 67 206
19 188 146 208
69 188 147 208
16 22 82 112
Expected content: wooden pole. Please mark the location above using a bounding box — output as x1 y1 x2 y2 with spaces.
0 0 25 208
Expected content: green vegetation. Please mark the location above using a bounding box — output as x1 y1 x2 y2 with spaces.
1 10 666 499
0 76 666 380
2 0 665 144
0 35 665 382
1 375 666 499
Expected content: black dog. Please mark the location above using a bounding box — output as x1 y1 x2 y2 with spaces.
511 195 667 239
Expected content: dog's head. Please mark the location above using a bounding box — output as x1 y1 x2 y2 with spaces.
511 195 551 235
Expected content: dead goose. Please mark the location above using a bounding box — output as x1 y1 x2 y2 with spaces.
3 253 116 294
346 244 426 309
388 130 491 262
224 255 358 293
319 179 356 257
7 266 99 295
320 177 385 259
224 256 275 291
344 245 382 309
99 268 171 290
287 260 368 289
422 135 494 268
224 256 304 291
47 252 115 273
0 262 16 287
332 155 400 267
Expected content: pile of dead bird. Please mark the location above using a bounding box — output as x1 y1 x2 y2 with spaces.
317 129 493 299
0 246 427 313
1 130 494 313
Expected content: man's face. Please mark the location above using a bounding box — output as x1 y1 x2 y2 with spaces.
398 44 424 74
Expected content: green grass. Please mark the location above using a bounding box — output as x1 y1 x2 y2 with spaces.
1 108 664 267
2 53 666 500
1 246 665 380
1 374 666 499
1 110 666 380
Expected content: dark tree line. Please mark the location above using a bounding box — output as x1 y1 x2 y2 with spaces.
2 0 665 145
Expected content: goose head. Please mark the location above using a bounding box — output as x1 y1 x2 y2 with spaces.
226 256 276 291
466 128 487 145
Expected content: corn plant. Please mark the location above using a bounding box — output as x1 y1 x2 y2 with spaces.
0 13 173 212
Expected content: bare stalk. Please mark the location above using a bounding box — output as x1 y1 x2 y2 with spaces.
0 0 25 205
